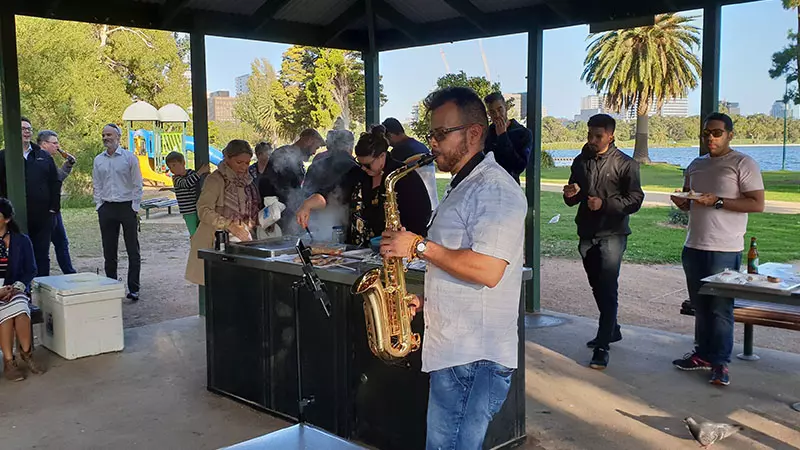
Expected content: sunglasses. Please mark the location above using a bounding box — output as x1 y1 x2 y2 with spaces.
426 124 473 143
701 129 726 138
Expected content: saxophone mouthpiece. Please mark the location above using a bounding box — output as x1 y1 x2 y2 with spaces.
405 153 436 170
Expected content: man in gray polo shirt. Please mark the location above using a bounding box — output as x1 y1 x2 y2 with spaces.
671 112 764 386
381 87 527 449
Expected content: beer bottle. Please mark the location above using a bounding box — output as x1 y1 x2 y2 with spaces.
747 237 759 274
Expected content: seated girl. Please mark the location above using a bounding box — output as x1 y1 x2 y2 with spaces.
0 198 44 381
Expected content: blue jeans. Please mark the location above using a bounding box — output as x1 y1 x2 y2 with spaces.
579 235 628 349
682 247 741 366
51 211 76 274
426 360 513 450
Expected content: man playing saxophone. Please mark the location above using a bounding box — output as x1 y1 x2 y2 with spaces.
381 87 527 450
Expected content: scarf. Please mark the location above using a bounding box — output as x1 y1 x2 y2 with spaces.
218 161 261 229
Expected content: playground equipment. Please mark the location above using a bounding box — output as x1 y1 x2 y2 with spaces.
122 101 222 186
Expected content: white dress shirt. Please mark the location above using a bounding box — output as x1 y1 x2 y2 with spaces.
92 146 143 212
422 153 528 373
23 144 32 160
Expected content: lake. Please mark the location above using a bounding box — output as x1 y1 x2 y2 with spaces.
547 145 800 171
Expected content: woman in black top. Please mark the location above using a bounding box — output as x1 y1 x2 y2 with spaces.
296 125 431 241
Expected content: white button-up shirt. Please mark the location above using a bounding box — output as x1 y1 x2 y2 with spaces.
23 144 32 160
422 152 528 373
92 146 143 212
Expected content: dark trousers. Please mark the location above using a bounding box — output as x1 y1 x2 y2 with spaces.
682 247 740 366
98 202 140 293
28 213 55 277
579 234 628 349
51 211 76 274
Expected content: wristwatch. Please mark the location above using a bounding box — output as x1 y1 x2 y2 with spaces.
714 198 724 210
415 238 429 259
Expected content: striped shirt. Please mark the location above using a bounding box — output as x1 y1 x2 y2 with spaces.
173 169 201 214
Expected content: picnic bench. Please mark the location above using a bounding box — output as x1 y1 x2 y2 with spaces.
140 197 179 219
680 298 800 361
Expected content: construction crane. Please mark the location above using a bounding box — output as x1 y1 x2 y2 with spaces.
439 47 450 73
478 39 491 82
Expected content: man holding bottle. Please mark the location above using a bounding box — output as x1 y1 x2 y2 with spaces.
671 112 765 386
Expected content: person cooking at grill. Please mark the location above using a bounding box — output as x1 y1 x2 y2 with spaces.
296 125 431 240
259 129 325 236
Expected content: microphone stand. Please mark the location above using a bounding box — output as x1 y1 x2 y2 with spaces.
293 238 332 423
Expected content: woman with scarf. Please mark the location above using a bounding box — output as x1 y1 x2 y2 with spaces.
185 140 261 286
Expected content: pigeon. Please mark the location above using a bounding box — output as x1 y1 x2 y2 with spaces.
684 417 744 448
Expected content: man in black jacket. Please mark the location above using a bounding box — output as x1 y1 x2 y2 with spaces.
0 117 61 276
563 114 644 370
483 92 532 184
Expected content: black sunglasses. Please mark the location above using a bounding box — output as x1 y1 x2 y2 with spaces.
701 129 726 138
426 124 473 143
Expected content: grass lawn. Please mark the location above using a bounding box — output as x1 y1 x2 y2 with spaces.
435 180 800 265
537 164 800 203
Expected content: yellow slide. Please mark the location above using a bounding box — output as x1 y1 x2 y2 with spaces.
137 155 173 186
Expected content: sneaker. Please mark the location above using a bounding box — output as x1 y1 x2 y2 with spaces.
586 331 623 349
127 292 139 302
3 358 25 382
710 365 730 386
589 348 609 370
672 352 712 371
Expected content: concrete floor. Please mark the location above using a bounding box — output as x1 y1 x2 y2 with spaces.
1 313 798 450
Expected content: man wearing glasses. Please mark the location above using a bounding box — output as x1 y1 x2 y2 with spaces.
671 113 764 386
381 87 527 450
0 117 61 277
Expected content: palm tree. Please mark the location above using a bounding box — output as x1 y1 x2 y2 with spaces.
582 13 701 164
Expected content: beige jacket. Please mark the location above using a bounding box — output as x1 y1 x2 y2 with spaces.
185 164 251 285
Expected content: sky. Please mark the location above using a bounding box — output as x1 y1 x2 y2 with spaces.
204 0 798 122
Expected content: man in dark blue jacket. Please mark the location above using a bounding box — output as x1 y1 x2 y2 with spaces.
563 114 644 371
483 92 532 184
0 117 61 277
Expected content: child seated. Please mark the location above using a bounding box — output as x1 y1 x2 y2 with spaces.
166 152 209 236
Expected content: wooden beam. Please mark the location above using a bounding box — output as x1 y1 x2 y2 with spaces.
524 26 543 313
251 0 294 33
363 49 380 128
159 0 192 27
322 1 367 47
190 33 210 169
372 0 421 44
0 9 28 232
441 0 489 33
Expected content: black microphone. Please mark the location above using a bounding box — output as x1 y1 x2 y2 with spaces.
295 239 332 317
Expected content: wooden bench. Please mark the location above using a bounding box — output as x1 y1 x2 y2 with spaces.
680 299 800 360
140 197 179 219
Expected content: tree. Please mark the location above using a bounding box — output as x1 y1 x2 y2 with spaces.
409 71 501 140
234 58 280 141
270 46 386 138
769 1 800 104
582 13 701 164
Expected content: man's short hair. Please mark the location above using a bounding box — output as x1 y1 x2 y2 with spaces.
20 116 31 125
299 128 324 142
381 118 405 135
254 141 273 157
483 92 506 106
424 87 489 132
104 123 122 136
37 130 58 144
703 112 734 132
165 151 185 164
587 114 616 133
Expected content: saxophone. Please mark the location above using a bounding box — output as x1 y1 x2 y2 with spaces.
351 153 437 362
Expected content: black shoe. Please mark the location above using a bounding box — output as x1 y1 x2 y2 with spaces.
710 365 730 386
589 348 609 370
672 352 712 371
127 292 139 302
586 331 623 349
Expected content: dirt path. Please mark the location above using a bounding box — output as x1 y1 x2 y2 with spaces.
61 207 798 354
